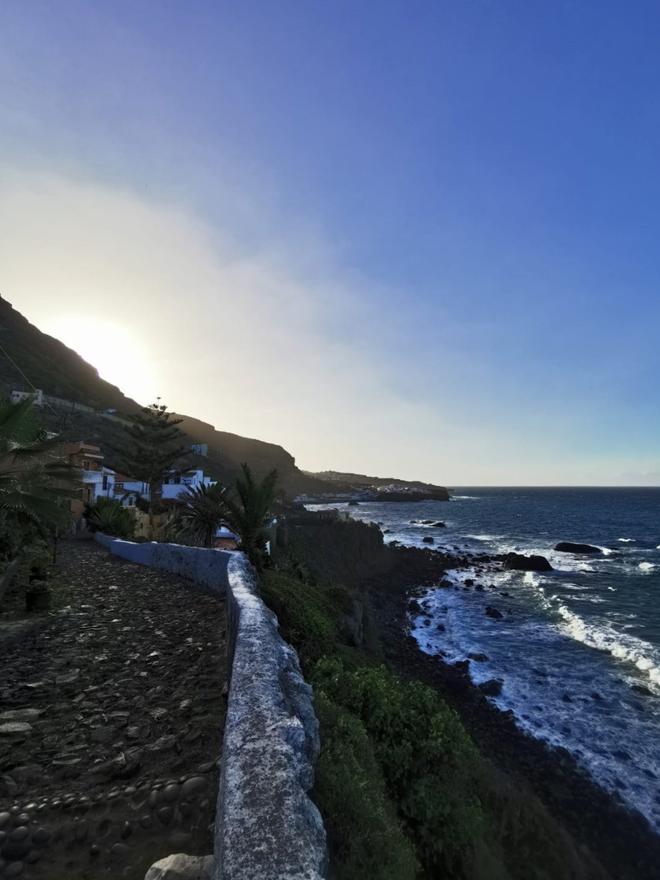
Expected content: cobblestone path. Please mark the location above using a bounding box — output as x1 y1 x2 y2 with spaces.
0 540 227 879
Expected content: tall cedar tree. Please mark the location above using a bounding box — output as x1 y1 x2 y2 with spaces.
122 403 187 535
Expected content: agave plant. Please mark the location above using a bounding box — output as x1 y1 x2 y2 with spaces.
223 464 278 569
176 482 228 547
0 397 79 529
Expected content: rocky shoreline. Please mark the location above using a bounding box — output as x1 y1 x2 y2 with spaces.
366 544 660 880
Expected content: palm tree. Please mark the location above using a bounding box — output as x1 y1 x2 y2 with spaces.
0 397 79 528
176 482 228 547
223 464 278 569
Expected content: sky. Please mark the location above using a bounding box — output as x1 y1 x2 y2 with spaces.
1 1 659 485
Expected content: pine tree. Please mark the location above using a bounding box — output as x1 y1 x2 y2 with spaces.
122 402 187 537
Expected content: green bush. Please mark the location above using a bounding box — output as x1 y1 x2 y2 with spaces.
314 691 419 880
261 571 351 667
313 658 487 877
86 498 135 539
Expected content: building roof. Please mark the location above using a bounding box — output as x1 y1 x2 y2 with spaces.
60 441 103 458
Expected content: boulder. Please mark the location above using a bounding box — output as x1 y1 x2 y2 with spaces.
504 552 553 572
422 536 434 544
144 854 214 880
479 679 503 697
554 542 601 555
485 606 503 620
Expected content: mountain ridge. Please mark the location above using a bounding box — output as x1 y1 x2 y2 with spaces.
0 295 449 499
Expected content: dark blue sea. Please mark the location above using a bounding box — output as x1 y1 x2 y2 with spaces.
310 488 660 831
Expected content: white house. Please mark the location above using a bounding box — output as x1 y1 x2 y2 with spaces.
11 389 44 407
162 468 216 500
111 468 216 504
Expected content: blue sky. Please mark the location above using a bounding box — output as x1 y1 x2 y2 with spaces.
1 1 659 484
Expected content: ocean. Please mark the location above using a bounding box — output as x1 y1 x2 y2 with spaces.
309 488 660 832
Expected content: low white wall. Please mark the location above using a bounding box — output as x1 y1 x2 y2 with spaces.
95 534 327 880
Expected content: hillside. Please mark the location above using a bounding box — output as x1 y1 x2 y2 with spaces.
0 296 449 500
0 295 133 411
303 470 451 501
0 296 325 496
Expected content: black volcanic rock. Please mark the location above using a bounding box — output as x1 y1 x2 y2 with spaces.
485 606 504 620
504 552 553 572
479 679 503 697
554 542 602 555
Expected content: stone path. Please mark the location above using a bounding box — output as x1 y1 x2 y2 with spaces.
0 540 227 879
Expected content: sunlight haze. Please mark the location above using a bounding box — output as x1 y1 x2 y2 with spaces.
1 1 659 485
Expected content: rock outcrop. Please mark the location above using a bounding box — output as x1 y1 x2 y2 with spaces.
504 552 553 572
554 542 602 555
145 854 214 880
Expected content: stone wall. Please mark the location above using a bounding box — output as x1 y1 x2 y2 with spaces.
95 535 328 880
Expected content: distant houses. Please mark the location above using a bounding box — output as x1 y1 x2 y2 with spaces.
62 441 216 508
11 388 45 407
61 440 239 546
162 468 215 500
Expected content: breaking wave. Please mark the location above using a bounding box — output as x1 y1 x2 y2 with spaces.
552 601 660 689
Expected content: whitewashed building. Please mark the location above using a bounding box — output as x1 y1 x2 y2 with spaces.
11 389 45 407
162 468 216 500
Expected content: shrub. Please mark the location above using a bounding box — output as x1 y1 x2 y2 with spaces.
314 691 419 880
260 572 341 667
86 498 135 539
313 658 487 877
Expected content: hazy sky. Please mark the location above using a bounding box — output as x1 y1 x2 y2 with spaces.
1 1 659 485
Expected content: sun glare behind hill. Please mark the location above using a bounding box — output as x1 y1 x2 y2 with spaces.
44 315 157 405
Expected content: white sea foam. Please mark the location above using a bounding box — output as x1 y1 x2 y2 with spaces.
410 576 660 831
465 533 503 542
638 561 656 572
618 537 636 543
553 602 660 688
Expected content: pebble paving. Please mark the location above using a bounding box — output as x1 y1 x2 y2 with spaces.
0 540 227 879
